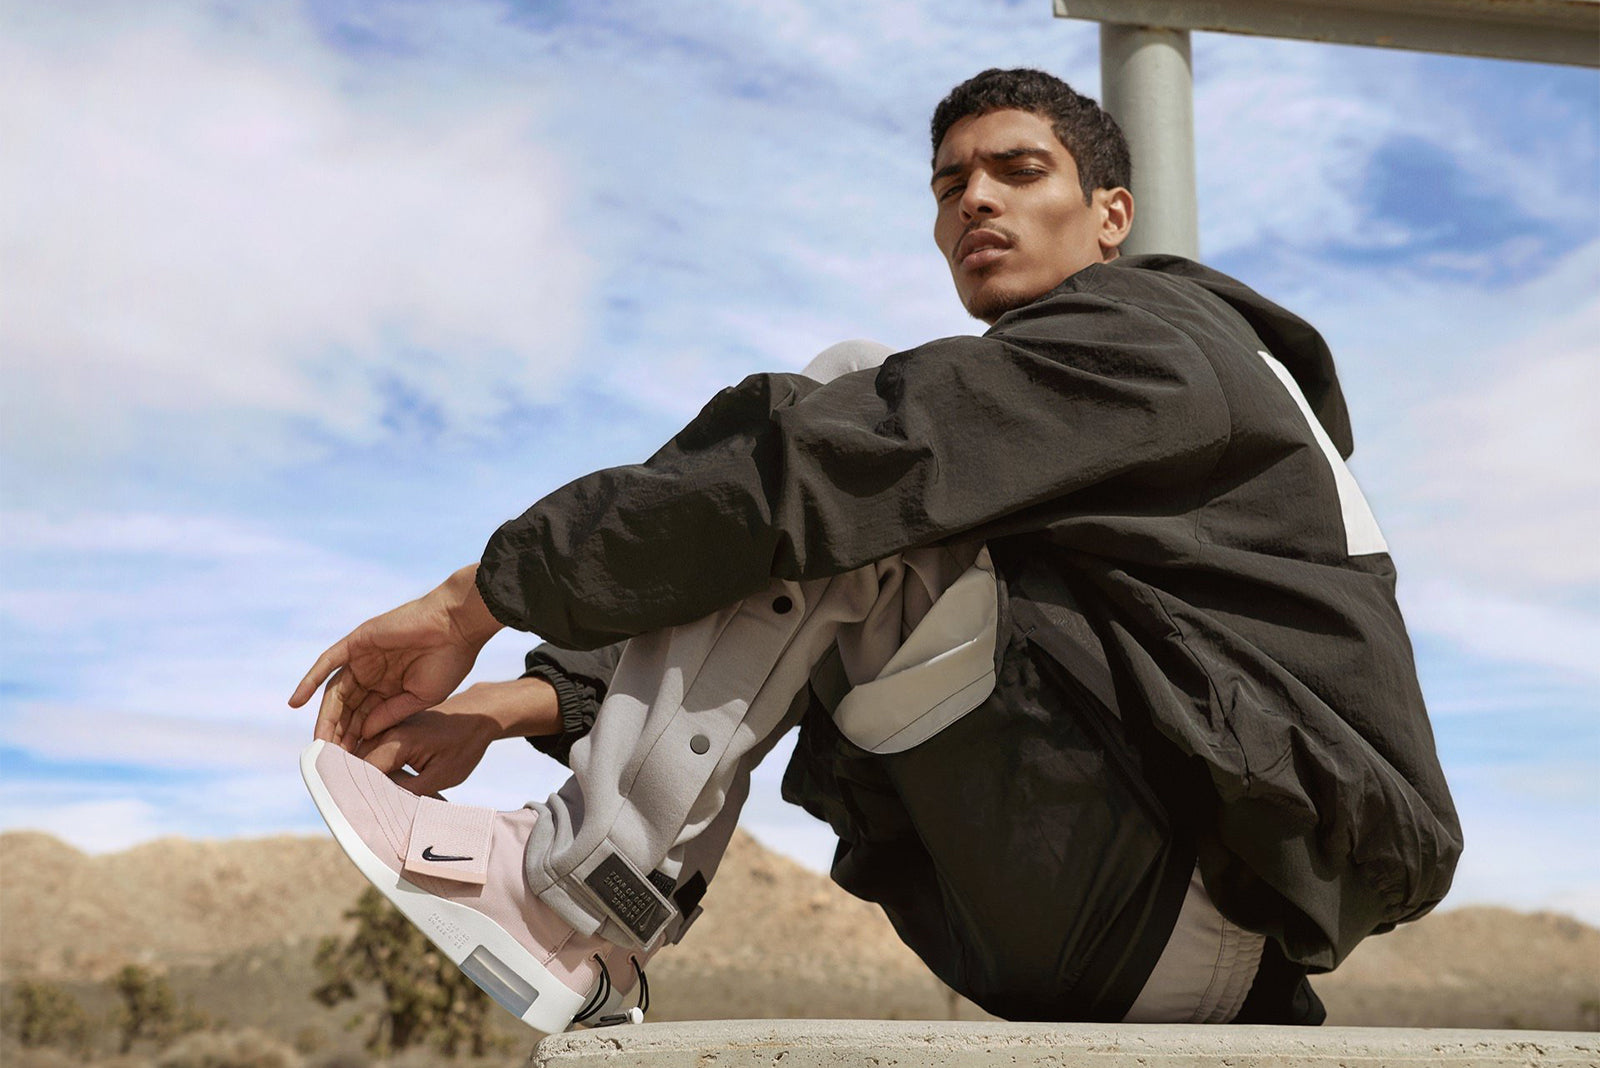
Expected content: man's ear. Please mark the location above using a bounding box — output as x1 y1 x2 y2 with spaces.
1097 187 1134 260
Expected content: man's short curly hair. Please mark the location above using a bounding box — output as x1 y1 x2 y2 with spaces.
930 68 1131 204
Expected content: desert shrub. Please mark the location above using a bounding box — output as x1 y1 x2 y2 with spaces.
155 1029 301 1068
2 1044 90 1068
3 980 91 1053
290 1026 326 1055
308 1052 368 1068
110 965 206 1053
312 888 507 1057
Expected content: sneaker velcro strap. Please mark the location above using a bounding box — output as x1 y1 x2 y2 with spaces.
404 797 494 885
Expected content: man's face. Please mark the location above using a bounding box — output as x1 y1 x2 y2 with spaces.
932 108 1124 324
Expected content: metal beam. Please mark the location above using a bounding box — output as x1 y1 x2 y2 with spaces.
1101 25 1199 258
1055 0 1600 67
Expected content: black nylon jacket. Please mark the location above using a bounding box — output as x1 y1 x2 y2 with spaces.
480 256 1461 1006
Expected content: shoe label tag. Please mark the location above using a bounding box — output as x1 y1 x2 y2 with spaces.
582 851 673 948
404 797 493 885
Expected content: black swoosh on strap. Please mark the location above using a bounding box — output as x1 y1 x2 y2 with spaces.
421 846 473 862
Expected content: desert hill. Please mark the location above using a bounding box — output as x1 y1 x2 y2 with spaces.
3 830 1598 1030
1 831 368 977
0 829 969 1024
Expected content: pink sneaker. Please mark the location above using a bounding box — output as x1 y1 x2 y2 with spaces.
299 740 649 1033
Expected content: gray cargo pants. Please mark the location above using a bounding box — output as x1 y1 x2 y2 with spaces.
518 341 1263 1023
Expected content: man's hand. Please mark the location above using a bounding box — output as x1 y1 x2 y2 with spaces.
354 677 562 795
288 564 505 748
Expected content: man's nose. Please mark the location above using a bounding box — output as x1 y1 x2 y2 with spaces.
960 172 1001 219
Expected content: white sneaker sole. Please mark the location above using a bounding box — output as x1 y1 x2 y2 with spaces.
299 739 593 1034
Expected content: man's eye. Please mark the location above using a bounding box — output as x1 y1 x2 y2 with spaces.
937 183 964 202
1010 167 1045 179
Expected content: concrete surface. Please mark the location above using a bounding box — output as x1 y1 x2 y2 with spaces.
531 1019 1599 1067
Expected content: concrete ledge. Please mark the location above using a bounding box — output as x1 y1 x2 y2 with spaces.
532 1019 1599 1067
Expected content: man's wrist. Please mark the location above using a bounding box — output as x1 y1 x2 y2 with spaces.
480 676 561 738
445 564 504 647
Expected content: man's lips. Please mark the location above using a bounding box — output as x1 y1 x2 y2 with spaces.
955 228 1013 270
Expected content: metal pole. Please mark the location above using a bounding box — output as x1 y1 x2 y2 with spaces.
1099 24 1199 259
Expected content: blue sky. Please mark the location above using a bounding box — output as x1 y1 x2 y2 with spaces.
2 0 1596 925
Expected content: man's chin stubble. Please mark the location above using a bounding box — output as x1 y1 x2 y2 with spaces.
964 282 1045 325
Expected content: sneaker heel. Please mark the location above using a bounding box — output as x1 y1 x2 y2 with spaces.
460 946 540 1018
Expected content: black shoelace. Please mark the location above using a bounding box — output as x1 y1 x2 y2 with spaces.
573 954 611 1023
632 955 650 1016
573 953 650 1026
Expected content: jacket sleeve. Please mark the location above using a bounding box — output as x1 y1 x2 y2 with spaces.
520 642 623 766
476 291 1231 648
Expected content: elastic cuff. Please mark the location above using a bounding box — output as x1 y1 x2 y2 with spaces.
473 560 523 630
522 663 594 766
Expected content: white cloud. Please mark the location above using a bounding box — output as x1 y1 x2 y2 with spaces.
1194 35 1596 262
1400 580 1600 683
1395 297 1600 591
0 797 170 855
1331 257 1600 678
5 510 334 559
1367 57 1599 232
1494 762 1600 808
1195 38 1398 256
0 772 328 853
0 0 590 474
1443 767 1600 925
0 510 577 853
2 704 307 772
0 509 415 721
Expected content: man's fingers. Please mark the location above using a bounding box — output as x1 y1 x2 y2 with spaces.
289 639 350 708
312 669 349 743
314 671 381 749
343 688 391 750
360 731 441 797
355 732 406 775
405 758 457 797
360 692 427 741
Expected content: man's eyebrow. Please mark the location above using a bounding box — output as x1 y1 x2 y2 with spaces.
930 146 1055 188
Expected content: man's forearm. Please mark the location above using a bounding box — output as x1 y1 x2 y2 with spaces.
472 675 563 738
443 563 504 646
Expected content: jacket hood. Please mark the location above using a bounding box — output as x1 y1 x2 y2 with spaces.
1114 255 1355 459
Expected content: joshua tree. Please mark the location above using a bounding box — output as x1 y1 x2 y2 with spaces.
111 964 203 1052
313 887 504 1056
4 979 91 1054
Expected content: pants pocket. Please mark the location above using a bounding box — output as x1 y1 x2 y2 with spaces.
831 548 999 753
